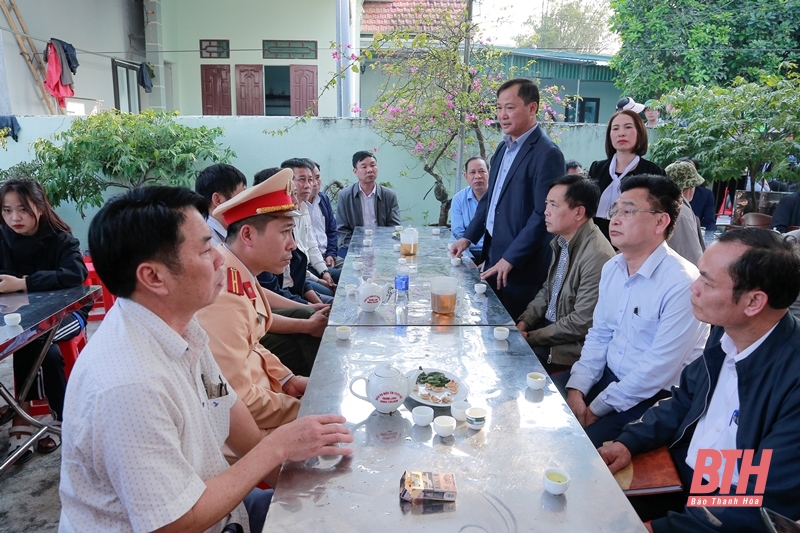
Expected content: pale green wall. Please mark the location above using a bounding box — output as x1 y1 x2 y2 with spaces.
161 0 339 117
2 116 616 247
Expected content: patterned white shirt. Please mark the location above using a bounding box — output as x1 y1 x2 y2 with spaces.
545 236 570 323
59 298 248 533
358 184 377 228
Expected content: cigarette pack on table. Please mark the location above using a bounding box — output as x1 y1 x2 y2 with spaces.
399 471 457 503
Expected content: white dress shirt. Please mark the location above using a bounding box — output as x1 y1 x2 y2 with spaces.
206 216 227 247
294 201 328 276
567 242 710 416
308 195 328 255
486 124 537 236
686 324 777 486
359 184 377 228
59 298 248 533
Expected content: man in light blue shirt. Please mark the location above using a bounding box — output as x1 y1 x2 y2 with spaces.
450 156 489 260
553 175 710 447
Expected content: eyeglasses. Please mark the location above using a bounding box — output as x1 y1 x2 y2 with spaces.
607 207 663 219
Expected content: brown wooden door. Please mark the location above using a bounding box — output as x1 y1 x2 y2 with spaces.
235 64 264 116
201 65 232 115
289 65 318 116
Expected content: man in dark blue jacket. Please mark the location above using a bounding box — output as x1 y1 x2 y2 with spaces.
598 228 800 532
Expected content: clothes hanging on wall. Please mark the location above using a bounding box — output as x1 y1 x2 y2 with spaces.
137 62 153 93
43 42 74 107
0 115 21 142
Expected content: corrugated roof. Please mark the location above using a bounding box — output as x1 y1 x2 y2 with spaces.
361 0 466 34
504 48 612 66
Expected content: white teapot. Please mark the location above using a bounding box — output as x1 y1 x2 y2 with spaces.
349 365 409 413
346 278 391 312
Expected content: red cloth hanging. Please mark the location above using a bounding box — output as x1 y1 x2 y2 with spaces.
43 42 74 108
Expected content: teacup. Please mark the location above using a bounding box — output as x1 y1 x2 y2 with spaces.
365 229 374 236
465 407 487 430
450 401 471 422
433 415 456 437
395 225 404 232
543 468 571 495
353 261 364 271
450 257 461 266
344 283 358 293
3 313 21 327
526 372 547 390
412 406 434 427
393 244 401 252
432 228 441 235
493 327 509 341
336 326 352 340
363 238 372 246
474 283 487 294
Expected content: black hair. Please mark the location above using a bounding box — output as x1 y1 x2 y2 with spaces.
552 174 602 219
619 175 681 239
225 214 277 244
304 158 320 171
464 156 488 173
281 158 315 172
194 164 247 205
718 228 800 308
352 151 376 168
565 160 583 171
0 177 71 233
496 78 540 106
88 186 208 298
253 167 281 186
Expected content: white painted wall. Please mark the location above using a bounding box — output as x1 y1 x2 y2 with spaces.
1 115 616 246
161 0 339 117
1 0 143 115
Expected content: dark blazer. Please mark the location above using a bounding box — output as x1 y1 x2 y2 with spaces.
771 191 800 232
689 186 717 231
588 157 665 239
464 126 565 290
336 183 401 256
317 191 338 259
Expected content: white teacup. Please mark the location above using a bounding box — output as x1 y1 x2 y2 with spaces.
363 238 372 246
364 229 374 236
412 406 434 427
465 407 487 430
493 327 510 341
395 225 404 232
344 283 358 293
543 468 571 495
450 257 461 266
336 326 352 340
526 372 547 390
393 244 401 252
353 261 364 271
450 401 471 422
3 313 21 327
432 228 441 235
474 283 487 294
433 415 456 437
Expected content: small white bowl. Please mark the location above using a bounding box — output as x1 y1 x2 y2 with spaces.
363 238 372 246
395 225 404 232
336 326 351 340
432 228 441 235
474 283 487 294
412 406 434 427
3 313 21 327
465 407 487 430
450 257 461 266
450 401 471 422
543 468 571 495
364 229 373 236
393 243 401 252
526 372 547 390
345 283 357 293
433 415 456 437
493 327 509 341
352 261 364 271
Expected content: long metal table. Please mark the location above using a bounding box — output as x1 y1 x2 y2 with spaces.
331 227 514 327
265 325 647 532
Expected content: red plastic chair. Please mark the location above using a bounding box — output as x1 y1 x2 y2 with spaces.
84 257 116 321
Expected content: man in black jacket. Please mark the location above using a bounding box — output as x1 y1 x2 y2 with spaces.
598 228 800 532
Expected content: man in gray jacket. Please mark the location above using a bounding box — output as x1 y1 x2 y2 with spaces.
336 151 401 258
516 175 615 372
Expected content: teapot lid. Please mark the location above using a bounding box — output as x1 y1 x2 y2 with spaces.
374 364 402 377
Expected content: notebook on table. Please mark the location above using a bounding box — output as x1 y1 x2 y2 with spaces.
612 445 683 496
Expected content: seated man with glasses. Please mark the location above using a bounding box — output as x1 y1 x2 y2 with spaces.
552 175 710 447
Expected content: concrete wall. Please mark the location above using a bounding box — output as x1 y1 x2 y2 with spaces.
1 115 616 247
161 0 339 117
2 0 144 116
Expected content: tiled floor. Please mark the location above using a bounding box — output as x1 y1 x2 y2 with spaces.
0 321 99 533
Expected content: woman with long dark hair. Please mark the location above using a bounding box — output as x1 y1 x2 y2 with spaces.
588 109 666 239
0 178 89 463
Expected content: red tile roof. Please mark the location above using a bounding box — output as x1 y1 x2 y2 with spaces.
361 0 466 34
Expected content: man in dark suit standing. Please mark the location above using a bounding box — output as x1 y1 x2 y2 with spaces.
451 78 565 317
